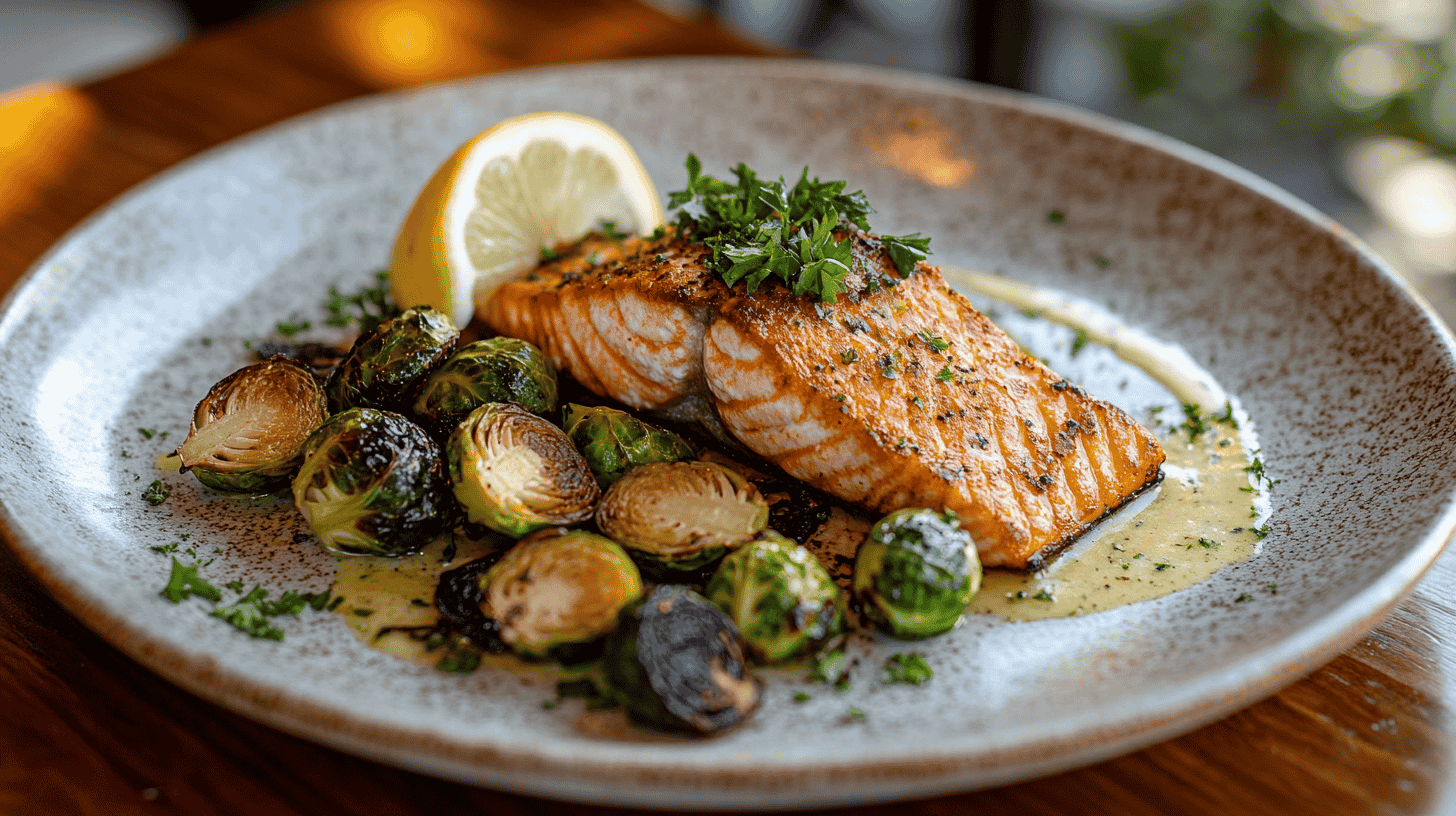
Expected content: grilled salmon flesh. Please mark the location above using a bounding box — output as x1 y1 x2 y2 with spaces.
482 231 1165 570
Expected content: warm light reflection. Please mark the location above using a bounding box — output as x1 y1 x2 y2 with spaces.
0 81 99 223
1301 0 1454 40
1331 39 1409 108
321 0 505 88
859 107 974 188
1345 136 1456 271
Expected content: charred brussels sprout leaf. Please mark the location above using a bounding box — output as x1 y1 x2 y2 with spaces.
852 508 981 639
561 404 695 487
412 337 558 438
177 356 328 492
447 403 600 537
478 529 643 659
705 531 843 663
596 461 767 573
291 408 453 556
602 585 759 735
326 307 458 413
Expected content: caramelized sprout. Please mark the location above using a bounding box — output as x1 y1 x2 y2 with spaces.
602 585 759 735
705 531 843 663
561 404 694 487
446 403 600 537
412 337 558 438
291 408 453 556
478 529 643 659
852 508 981 639
177 356 327 492
325 306 458 413
596 461 768 572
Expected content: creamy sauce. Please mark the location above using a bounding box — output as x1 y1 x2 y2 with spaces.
328 271 1271 638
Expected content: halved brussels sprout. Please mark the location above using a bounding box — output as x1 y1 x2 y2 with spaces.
561 404 694 487
291 408 453 556
477 529 642 659
326 306 458 413
177 356 327 492
595 461 768 573
602 585 759 735
447 403 600 537
852 508 981 639
705 531 843 663
412 337 558 438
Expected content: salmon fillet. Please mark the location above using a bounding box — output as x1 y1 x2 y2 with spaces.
483 231 1164 570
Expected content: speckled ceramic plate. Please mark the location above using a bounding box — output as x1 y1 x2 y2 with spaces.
3 59 1456 809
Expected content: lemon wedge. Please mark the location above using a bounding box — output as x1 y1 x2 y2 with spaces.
390 112 665 327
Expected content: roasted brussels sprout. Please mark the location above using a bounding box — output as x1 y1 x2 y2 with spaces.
291 408 453 556
177 356 327 492
705 531 843 663
477 529 642 659
596 461 767 572
412 337 558 437
602 585 759 735
561 404 694 487
447 403 600 536
852 508 981 639
325 306 458 413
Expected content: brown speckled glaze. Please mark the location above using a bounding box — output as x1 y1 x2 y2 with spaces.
2 59 1455 809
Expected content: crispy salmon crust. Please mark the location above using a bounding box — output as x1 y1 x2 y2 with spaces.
482 232 1165 569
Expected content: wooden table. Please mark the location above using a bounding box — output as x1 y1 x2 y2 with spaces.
1 1 1451 813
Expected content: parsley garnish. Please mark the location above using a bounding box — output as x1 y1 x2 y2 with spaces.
1070 328 1090 357
160 558 222 603
882 653 934 685
841 348 859 364
138 427 157 439
213 587 286 640
845 706 867 723
811 648 851 691
1235 593 1253 602
1252 523 1271 540
666 155 927 302
1032 590 1056 601
324 270 400 333
142 480 170 506
1047 209 1066 224
936 366 953 382
1180 402 1209 442
915 329 950 352
275 315 311 338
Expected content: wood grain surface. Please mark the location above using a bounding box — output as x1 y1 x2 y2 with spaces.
1 1 1453 814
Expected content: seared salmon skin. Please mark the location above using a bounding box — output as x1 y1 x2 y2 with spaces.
482 231 1164 570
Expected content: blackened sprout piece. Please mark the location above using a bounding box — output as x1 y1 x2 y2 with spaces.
177 356 327 492
595 460 767 573
412 337 558 438
291 408 453 556
603 585 759 735
446 403 600 537
852 508 981 639
705 531 843 663
561 403 695 488
326 306 458 413
477 528 642 659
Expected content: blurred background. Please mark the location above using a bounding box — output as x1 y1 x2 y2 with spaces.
4 0 1455 287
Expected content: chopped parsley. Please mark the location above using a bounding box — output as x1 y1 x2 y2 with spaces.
915 330 950 352
137 427 157 439
936 366 953 382
213 587 286 640
882 653 933 685
1252 523 1271 540
1047 209 1066 224
1032 589 1056 601
1235 593 1253 602
811 648 852 691
1266 583 1279 594
323 270 399 333
1180 402 1209 442
1212 401 1238 428
845 706 867 723
274 315 311 338
1070 328 1090 357
841 348 859 364
159 558 222 603
141 480 170 506
794 691 812 703
666 155 927 303
539 245 562 262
